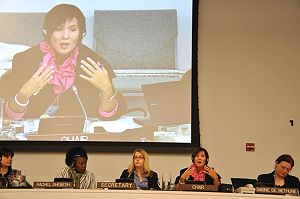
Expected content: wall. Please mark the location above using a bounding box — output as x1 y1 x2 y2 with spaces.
198 0 300 182
9 0 300 185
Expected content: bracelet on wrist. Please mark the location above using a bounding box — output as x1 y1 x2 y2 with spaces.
104 89 118 102
14 93 29 107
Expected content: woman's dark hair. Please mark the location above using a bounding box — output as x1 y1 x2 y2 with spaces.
43 4 86 41
0 148 14 160
276 154 294 168
191 147 209 165
65 147 88 167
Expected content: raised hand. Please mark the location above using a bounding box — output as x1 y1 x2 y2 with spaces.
204 165 220 186
79 57 114 97
180 166 194 183
19 64 54 99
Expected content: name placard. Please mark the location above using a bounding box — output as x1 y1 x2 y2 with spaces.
28 133 127 141
255 187 299 196
33 182 74 189
176 184 218 192
97 182 137 190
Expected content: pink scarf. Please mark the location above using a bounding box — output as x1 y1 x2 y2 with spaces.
39 41 79 94
191 164 206 182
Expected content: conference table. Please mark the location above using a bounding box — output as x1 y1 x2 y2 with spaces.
0 189 299 199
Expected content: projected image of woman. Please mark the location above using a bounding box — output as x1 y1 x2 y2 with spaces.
175 147 221 186
0 4 126 120
119 148 161 190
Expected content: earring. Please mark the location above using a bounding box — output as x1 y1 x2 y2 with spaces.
42 29 47 36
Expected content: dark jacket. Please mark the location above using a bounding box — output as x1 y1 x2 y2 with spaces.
0 168 32 188
175 167 221 185
257 171 300 190
120 169 161 190
0 166 13 182
0 44 127 120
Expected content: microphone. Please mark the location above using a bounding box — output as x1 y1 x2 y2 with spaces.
72 84 88 133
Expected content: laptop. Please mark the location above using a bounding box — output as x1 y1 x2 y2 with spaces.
231 178 258 189
115 178 134 183
136 80 191 127
38 116 85 134
54 178 73 182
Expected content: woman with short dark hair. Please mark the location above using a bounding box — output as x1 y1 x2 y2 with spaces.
174 147 221 186
0 148 15 183
257 154 299 190
56 146 95 189
0 3 126 120
0 148 30 187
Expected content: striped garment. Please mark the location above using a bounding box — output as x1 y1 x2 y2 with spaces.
56 167 96 189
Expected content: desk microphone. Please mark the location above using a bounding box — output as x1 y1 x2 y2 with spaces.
72 84 88 133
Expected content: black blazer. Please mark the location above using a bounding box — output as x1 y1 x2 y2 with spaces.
257 171 300 190
175 167 221 185
0 44 127 120
0 166 13 181
0 168 32 188
120 169 161 190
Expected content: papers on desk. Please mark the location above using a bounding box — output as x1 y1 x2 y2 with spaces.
89 116 142 133
6 117 192 143
12 116 142 140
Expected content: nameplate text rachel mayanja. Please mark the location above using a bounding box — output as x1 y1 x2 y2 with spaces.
33 182 74 189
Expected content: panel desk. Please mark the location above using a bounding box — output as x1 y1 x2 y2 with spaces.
0 189 299 199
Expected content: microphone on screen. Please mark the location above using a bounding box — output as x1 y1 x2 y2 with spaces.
72 84 88 133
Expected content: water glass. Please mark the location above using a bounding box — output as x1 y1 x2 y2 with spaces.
9 170 26 187
1 126 16 140
162 173 171 190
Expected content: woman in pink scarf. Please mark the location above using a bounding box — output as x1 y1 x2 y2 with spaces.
1 4 126 120
175 147 221 186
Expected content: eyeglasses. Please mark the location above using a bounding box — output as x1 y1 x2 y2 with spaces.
278 165 291 172
133 156 144 160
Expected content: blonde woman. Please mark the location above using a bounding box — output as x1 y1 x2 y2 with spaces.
119 148 161 190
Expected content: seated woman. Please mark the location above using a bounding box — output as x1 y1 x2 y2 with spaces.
0 4 127 120
119 148 161 190
257 154 300 190
56 146 95 189
175 147 221 186
0 148 31 187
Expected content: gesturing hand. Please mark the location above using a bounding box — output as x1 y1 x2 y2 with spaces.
180 166 194 183
204 165 219 184
79 57 113 95
20 64 54 99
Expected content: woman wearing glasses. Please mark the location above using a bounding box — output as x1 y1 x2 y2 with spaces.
257 154 299 190
119 148 161 190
